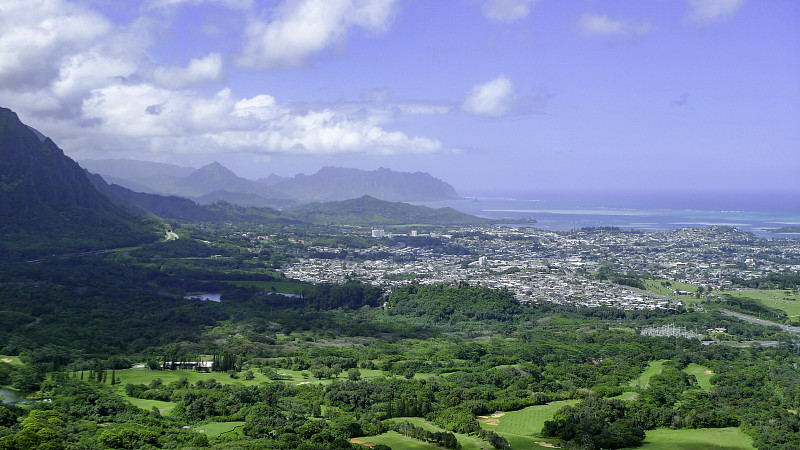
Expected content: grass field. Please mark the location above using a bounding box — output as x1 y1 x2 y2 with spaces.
643 279 704 298
223 280 312 295
111 366 428 411
0 355 22 365
610 391 639 401
384 417 488 450
632 427 753 450
353 431 442 449
722 289 800 318
478 400 580 436
630 360 666 389
192 421 245 438
683 363 714 392
125 397 176 414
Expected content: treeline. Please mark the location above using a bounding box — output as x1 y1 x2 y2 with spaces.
543 356 800 449
731 271 800 290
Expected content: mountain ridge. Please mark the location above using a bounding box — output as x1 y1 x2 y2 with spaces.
271 166 461 203
79 159 460 205
0 107 158 260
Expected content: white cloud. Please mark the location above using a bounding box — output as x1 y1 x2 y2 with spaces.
579 13 653 38
462 75 516 117
237 0 399 69
396 103 453 115
481 0 538 23
685 0 746 24
0 0 112 87
52 51 139 100
211 108 441 155
76 83 441 157
151 53 225 89
0 0 440 160
145 0 253 10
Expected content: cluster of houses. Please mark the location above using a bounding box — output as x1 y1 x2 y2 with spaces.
282 225 800 311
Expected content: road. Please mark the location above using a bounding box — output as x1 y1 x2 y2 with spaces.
721 309 800 334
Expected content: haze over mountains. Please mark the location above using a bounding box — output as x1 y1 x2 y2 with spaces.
80 159 460 206
0 106 485 259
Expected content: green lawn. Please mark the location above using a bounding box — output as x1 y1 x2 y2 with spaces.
353 431 441 449
125 397 176 415
632 427 753 450
359 431 560 450
642 279 708 303
192 421 245 438
610 391 639 401
384 417 488 450
683 363 714 392
722 289 800 318
0 355 22 365
223 280 312 295
112 366 415 411
478 400 580 436
630 360 666 389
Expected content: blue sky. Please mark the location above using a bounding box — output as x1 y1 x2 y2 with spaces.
1 0 798 194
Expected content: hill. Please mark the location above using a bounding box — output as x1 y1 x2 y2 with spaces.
81 160 292 207
287 195 492 226
79 160 460 205
272 166 460 202
0 107 158 260
87 172 296 225
79 159 196 179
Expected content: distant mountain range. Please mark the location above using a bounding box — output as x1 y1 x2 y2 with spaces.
79 159 460 206
270 166 460 202
0 104 489 260
0 108 158 260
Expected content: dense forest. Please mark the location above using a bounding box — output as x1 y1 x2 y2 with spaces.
2 224 800 449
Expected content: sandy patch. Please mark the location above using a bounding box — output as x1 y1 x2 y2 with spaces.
280 373 290 376
536 442 559 448
298 381 310 385
1 358 12 363
704 370 713 375
350 438 374 448
478 412 504 426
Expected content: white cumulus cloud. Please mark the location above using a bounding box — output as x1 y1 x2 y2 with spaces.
462 75 516 117
0 0 441 161
237 0 399 69
579 13 653 38
685 0 746 24
76 83 441 157
151 53 225 89
0 0 112 87
481 0 538 23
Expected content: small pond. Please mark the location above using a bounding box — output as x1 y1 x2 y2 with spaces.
184 292 222 302
0 387 34 405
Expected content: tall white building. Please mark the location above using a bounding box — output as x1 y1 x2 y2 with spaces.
372 229 385 238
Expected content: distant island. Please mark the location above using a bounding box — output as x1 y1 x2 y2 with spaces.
770 226 800 234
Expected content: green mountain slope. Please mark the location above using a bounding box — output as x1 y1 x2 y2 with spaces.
0 107 158 260
287 195 492 225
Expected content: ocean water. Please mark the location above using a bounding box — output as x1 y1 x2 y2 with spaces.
416 190 800 238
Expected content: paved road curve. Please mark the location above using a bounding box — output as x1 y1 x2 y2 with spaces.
721 309 800 334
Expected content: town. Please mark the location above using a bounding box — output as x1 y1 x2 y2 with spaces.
277 225 800 311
